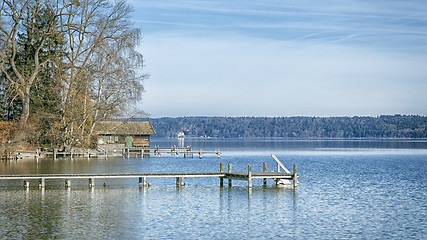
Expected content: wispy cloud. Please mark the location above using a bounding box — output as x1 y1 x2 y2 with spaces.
131 0 427 51
140 34 427 116
130 0 427 116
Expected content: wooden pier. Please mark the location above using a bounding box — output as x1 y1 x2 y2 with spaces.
10 145 220 160
0 155 298 189
124 145 221 158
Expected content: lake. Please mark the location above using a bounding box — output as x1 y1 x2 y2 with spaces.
1 139 426 239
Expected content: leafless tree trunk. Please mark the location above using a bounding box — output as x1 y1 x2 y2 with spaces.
59 0 146 148
0 0 68 124
1 0 147 149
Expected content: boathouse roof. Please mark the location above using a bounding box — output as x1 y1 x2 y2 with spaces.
94 121 156 136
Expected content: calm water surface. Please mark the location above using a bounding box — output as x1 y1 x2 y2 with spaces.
1 139 426 239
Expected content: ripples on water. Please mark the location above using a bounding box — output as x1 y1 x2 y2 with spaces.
0 139 426 239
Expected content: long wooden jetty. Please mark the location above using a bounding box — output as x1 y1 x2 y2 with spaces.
125 145 221 158
10 145 220 160
0 155 298 189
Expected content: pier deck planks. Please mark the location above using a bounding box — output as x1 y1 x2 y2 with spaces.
0 172 292 180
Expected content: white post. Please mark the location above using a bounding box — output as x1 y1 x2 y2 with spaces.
39 178 45 188
181 177 185 186
248 165 252 188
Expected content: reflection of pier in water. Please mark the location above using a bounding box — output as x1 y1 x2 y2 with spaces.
0 155 298 190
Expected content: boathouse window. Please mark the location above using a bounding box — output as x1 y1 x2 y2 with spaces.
102 136 118 142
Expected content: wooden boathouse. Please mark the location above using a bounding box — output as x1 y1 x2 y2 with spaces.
94 120 156 151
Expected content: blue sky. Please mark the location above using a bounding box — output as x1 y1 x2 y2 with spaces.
129 0 427 117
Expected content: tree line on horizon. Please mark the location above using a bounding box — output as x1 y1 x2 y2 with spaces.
150 115 427 139
0 0 145 149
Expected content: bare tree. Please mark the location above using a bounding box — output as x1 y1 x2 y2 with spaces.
59 0 146 148
1 0 146 148
0 0 69 124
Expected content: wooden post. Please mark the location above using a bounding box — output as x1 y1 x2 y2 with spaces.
53 149 57 160
70 149 74 159
176 177 180 187
181 177 185 186
228 164 232 187
24 181 30 188
263 162 267 186
220 163 224 187
143 177 147 187
87 149 91 159
248 165 252 188
89 178 95 188
139 177 143 188
39 178 45 188
65 179 71 188
199 149 202 159
293 164 298 188
217 149 220 158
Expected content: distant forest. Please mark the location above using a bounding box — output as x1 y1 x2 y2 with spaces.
149 115 427 139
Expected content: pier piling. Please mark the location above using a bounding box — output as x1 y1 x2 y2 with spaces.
248 165 252 188
228 164 232 187
293 165 298 188
39 178 45 188
220 163 224 187
263 162 267 186
89 178 95 188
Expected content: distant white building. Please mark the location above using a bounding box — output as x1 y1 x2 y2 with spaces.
177 131 185 138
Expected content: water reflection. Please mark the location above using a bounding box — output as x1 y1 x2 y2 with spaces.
1 139 426 239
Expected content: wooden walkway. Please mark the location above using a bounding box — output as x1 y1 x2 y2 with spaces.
0 155 298 189
11 146 220 160
125 146 221 158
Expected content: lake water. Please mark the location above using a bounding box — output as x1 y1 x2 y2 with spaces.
1 139 426 239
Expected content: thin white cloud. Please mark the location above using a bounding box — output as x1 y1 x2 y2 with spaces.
129 0 427 116
132 0 427 52
139 34 427 117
